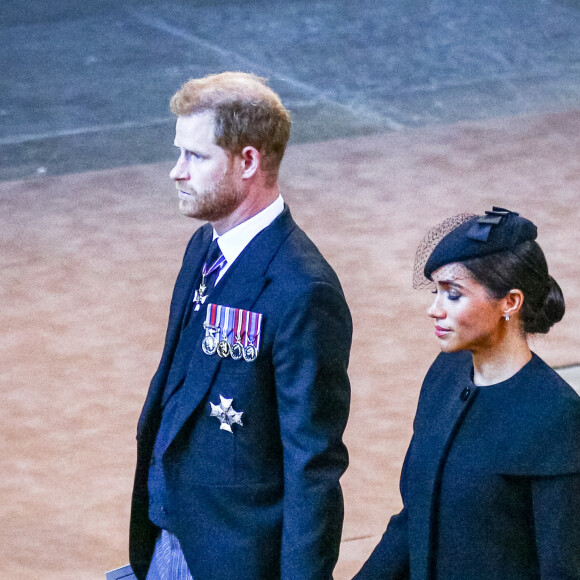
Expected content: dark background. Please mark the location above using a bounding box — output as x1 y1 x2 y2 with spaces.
2 0 580 180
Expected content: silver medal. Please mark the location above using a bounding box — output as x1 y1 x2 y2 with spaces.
230 333 243 360
217 339 231 358
243 343 258 362
202 334 218 356
201 323 219 356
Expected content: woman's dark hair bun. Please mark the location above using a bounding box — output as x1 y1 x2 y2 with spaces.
523 275 565 334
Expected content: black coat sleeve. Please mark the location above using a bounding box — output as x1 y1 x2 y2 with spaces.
272 281 352 580
353 508 410 579
533 473 580 578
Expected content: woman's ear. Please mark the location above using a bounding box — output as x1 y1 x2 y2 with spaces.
503 288 525 320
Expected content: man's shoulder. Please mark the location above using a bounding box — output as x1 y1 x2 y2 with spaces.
236 206 342 288
181 223 213 259
188 222 213 244
273 224 342 287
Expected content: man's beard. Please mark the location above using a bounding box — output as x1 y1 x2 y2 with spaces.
179 171 245 222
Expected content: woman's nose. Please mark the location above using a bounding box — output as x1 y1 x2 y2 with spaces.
170 154 189 181
427 295 445 319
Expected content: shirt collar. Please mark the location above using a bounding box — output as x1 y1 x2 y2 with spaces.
213 195 284 271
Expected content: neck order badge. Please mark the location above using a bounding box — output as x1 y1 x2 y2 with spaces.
193 244 226 312
202 303 262 362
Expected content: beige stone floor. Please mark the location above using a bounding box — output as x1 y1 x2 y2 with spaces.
1 111 579 579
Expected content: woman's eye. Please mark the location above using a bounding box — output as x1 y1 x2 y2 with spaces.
447 292 461 301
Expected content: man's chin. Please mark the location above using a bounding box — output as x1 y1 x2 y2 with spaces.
178 199 200 218
178 200 220 222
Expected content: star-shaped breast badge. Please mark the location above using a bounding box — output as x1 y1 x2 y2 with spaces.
210 395 244 433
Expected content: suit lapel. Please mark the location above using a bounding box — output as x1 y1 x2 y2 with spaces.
138 224 214 438
158 207 297 456
171 225 215 338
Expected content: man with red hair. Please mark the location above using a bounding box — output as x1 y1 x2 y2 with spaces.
129 72 352 580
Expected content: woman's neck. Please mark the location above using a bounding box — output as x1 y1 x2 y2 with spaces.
472 334 532 386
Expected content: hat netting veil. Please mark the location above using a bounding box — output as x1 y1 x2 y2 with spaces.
412 213 476 290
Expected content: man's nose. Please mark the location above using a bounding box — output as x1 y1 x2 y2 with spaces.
170 155 189 181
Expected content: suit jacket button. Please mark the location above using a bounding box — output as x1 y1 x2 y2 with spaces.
460 387 471 401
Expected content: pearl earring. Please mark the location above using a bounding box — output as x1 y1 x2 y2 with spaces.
504 314 510 321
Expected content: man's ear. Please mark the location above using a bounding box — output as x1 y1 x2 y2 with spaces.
241 146 260 179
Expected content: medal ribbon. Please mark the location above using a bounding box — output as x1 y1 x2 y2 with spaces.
202 253 227 279
233 307 242 343
191 245 226 313
206 303 218 327
244 309 263 350
221 305 230 340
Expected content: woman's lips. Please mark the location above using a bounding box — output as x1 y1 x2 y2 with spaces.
435 326 451 337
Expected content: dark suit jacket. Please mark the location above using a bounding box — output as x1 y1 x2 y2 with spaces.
355 351 580 580
130 207 352 579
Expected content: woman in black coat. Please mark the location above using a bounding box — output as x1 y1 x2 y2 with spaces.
355 208 580 579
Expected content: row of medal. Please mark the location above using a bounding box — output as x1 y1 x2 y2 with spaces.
202 303 263 362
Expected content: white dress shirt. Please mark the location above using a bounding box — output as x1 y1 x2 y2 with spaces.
213 195 284 284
